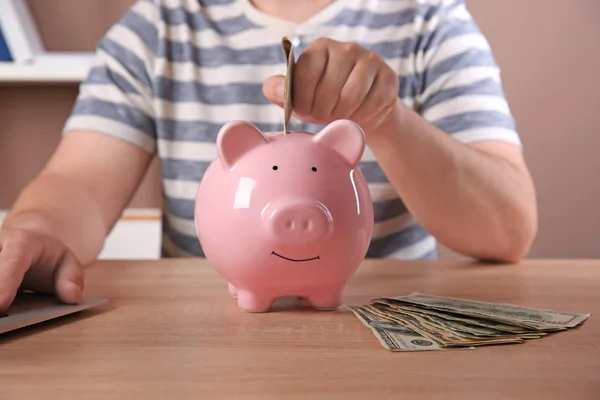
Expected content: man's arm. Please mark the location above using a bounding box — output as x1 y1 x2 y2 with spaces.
365 0 537 262
366 101 537 263
0 0 160 312
3 0 160 264
2 131 153 265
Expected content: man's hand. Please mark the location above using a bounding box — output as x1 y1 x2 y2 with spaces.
0 128 154 312
0 227 84 312
263 37 399 134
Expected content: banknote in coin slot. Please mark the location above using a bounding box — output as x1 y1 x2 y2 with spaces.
281 36 295 133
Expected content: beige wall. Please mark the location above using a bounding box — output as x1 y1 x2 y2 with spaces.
1 0 598 259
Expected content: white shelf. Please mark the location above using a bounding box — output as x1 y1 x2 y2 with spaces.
0 52 94 83
0 62 87 82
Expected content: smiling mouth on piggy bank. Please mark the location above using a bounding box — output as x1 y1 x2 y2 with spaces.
271 251 320 262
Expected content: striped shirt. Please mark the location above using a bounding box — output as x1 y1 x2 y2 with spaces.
63 0 521 259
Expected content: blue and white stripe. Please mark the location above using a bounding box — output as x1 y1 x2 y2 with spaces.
64 0 521 260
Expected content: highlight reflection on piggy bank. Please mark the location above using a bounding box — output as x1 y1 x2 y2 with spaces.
194 119 374 312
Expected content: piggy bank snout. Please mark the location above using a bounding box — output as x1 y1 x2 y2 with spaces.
267 201 332 244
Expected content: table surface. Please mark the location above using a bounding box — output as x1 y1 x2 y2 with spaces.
1 258 599 399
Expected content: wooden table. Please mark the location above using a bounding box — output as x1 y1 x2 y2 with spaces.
1 258 599 399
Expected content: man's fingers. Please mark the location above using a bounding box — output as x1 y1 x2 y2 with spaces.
262 74 321 125
0 229 84 311
294 39 329 118
0 243 32 311
53 251 84 304
262 74 285 107
352 63 399 127
333 52 379 121
312 42 361 121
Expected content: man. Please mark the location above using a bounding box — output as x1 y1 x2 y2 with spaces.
0 0 537 312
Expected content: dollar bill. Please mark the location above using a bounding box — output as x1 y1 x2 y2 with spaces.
373 302 533 338
346 305 451 351
349 292 590 351
375 292 590 331
372 299 536 334
281 36 295 133
366 304 525 347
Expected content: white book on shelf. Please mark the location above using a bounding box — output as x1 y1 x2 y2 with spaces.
0 0 45 63
34 51 95 65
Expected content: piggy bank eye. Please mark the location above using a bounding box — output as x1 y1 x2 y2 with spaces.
272 165 278 170
312 167 317 172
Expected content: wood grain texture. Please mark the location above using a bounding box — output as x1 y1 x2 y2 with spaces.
0 258 599 399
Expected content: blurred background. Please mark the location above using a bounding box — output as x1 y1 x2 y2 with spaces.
0 0 598 260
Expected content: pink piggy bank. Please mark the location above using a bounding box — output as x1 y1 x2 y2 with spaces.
194 119 374 312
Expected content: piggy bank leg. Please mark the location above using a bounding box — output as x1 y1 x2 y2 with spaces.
228 283 238 299
236 290 274 313
307 289 343 311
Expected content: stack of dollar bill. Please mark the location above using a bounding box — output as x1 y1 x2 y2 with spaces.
347 292 590 352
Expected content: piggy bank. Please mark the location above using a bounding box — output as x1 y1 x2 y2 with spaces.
194 119 374 312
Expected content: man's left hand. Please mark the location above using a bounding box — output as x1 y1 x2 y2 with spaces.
263 37 400 133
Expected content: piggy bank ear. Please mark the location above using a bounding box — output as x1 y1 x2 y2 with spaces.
313 120 365 168
217 121 269 168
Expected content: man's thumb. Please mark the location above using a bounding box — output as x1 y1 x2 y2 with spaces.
262 75 285 107
54 252 84 304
